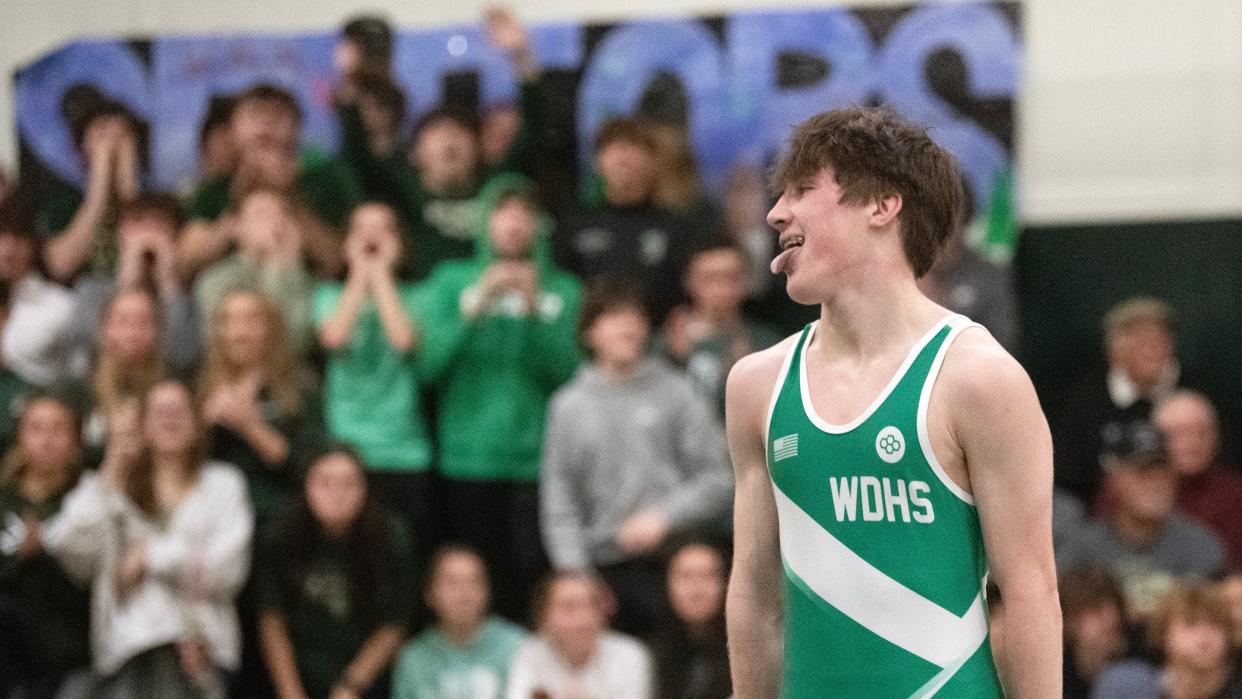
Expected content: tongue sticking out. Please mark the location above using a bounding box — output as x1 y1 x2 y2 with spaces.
771 246 797 275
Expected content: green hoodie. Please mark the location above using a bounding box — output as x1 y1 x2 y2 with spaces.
415 174 582 482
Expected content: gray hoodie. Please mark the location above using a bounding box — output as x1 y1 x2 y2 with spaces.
540 358 733 569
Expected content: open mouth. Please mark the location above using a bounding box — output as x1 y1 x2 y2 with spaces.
771 234 804 274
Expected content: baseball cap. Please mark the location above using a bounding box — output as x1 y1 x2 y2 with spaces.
1099 419 1169 469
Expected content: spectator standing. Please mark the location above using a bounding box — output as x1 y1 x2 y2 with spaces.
195 95 238 189
556 119 694 324
338 8 546 278
43 381 253 697
541 281 732 636
198 289 321 525
1153 390 1242 569
1093 583 1242 699
648 542 731 699
1056 419 1225 617
70 194 200 376
194 187 315 352
392 545 526 699
42 89 145 285
0 396 91 699
81 289 173 468
506 572 653 699
316 202 433 561
179 83 359 279
659 241 781 418
257 447 414 699
416 174 580 622
0 194 77 387
0 279 33 452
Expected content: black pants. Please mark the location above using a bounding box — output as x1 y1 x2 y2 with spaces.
440 478 548 625
598 556 671 638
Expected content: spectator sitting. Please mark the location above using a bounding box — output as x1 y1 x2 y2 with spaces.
1153 390 1242 570
1051 298 1209 504
648 541 731 699
417 174 581 622
193 187 315 352
43 380 253 697
42 87 146 285
180 83 360 279
1093 582 1241 699
81 289 174 468
506 571 653 699
1058 566 1134 699
556 118 694 324
71 194 200 377
1056 419 1224 619
541 280 732 636
257 446 414 699
0 395 91 699
198 289 321 524
0 193 77 387
338 7 545 279
316 201 433 562
392 545 527 699
658 240 781 418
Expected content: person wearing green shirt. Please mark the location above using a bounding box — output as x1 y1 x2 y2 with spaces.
335 7 547 280
178 83 360 281
392 545 526 699
415 173 580 622
258 447 414 699
315 201 433 563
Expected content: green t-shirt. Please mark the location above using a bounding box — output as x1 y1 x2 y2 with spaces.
392 617 527 699
314 282 431 471
187 149 362 230
39 180 120 277
0 368 33 454
257 513 416 698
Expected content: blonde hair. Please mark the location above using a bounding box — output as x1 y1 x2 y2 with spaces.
1146 582 1233 654
198 288 304 417
1104 297 1173 345
648 123 704 213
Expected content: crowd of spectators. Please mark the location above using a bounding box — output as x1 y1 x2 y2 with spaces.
0 8 1237 699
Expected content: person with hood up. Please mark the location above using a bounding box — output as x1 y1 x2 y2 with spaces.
415 173 581 623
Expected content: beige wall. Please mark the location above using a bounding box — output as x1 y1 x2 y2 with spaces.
1 0 1240 224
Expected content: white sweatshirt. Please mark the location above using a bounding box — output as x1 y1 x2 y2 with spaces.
42 463 253 676
505 631 653 699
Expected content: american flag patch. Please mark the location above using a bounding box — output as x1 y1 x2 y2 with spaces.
773 434 799 462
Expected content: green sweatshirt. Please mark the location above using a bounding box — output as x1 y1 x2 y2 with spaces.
337 80 546 280
415 174 581 482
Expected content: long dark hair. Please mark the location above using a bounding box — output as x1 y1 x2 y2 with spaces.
125 380 207 516
274 445 397 628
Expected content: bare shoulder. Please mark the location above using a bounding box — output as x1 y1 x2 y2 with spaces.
726 333 800 422
937 326 1039 409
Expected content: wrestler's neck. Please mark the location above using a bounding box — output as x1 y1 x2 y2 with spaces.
812 266 947 362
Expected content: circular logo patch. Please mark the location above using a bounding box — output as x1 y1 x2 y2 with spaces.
876 426 906 464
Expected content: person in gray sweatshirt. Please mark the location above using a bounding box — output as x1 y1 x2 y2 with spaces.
540 278 733 637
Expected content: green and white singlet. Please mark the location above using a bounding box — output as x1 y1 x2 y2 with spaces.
766 315 1003 698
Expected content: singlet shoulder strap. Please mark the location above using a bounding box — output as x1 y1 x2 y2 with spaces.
915 315 988 505
763 323 814 444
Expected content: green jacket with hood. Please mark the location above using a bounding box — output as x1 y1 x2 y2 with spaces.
415 174 582 482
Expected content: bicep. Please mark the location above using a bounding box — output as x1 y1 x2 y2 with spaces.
725 361 782 591
956 354 1056 589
